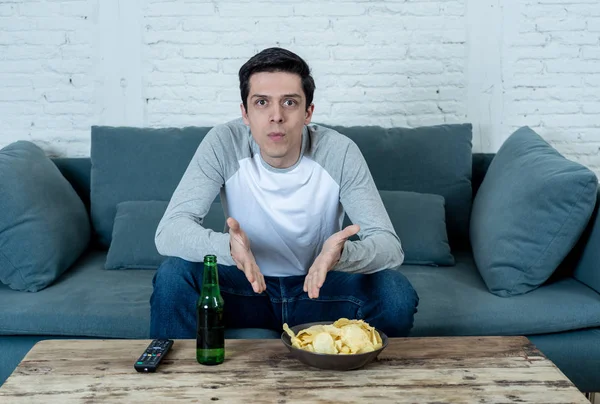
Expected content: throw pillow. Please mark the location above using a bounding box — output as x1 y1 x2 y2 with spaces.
0 141 91 292
381 190 455 266
470 126 598 297
343 190 455 266
106 200 225 269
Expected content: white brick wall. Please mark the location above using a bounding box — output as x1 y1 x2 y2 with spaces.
502 0 600 172
0 0 94 156
0 0 599 175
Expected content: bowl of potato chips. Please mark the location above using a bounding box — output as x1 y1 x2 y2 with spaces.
281 318 388 370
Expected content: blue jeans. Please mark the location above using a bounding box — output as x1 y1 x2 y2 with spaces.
150 257 419 339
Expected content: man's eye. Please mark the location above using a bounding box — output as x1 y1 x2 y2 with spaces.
256 99 267 106
284 99 297 107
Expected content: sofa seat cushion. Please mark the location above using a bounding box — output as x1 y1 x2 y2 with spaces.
2 249 597 340
403 251 600 337
0 249 282 340
0 249 154 338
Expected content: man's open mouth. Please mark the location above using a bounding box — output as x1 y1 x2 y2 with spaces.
268 132 285 141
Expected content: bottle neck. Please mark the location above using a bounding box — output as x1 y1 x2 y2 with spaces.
201 263 220 293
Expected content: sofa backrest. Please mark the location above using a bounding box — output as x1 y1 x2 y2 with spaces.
53 157 92 212
89 126 213 247
53 153 497 209
53 153 496 210
85 123 477 249
321 124 474 247
53 150 492 250
52 151 600 288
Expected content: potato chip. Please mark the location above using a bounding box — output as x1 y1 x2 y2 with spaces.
283 323 303 349
312 332 336 354
340 324 370 353
358 344 375 354
283 318 382 355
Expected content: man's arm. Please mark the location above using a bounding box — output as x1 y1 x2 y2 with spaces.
155 128 235 265
333 141 404 274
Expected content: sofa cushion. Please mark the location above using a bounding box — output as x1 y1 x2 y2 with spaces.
2 249 598 340
345 191 454 266
0 249 153 338
106 200 225 270
0 141 91 292
323 123 473 246
470 127 598 297
110 192 453 270
381 190 454 266
0 249 283 339
105 201 168 270
402 251 600 337
91 126 211 247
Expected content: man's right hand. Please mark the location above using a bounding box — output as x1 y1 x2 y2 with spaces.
227 217 266 294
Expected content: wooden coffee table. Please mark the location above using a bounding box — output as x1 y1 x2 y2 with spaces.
0 336 589 403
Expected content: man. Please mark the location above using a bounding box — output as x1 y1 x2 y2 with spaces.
150 47 418 339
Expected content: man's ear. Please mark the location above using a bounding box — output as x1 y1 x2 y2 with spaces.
240 103 250 125
304 103 315 125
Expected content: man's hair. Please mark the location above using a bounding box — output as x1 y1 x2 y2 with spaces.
238 47 315 112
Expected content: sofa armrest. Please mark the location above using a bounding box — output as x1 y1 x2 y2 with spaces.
573 187 600 294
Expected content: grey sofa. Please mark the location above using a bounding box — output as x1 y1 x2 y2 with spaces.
1 123 599 395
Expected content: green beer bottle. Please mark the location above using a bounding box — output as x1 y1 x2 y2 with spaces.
196 254 225 365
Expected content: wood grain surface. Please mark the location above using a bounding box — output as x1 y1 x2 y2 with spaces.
0 336 589 403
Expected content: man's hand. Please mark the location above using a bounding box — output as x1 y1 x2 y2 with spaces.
303 224 360 299
228 217 266 294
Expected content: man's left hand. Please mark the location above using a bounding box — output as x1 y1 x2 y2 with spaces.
304 224 360 299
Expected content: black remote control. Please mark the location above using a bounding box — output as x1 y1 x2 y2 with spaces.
134 339 174 373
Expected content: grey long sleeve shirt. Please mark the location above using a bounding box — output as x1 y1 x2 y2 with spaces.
155 118 404 275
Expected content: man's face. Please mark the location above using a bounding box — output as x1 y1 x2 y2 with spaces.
241 71 314 169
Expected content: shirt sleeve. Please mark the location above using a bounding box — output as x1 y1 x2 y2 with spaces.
333 141 404 274
154 127 235 265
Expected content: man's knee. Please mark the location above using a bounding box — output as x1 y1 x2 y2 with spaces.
152 257 199 301
150 257 200 339
368 269 419 337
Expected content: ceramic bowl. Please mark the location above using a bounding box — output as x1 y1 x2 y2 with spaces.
281 321 389 371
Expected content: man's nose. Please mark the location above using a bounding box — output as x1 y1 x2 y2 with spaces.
270 104 284 123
